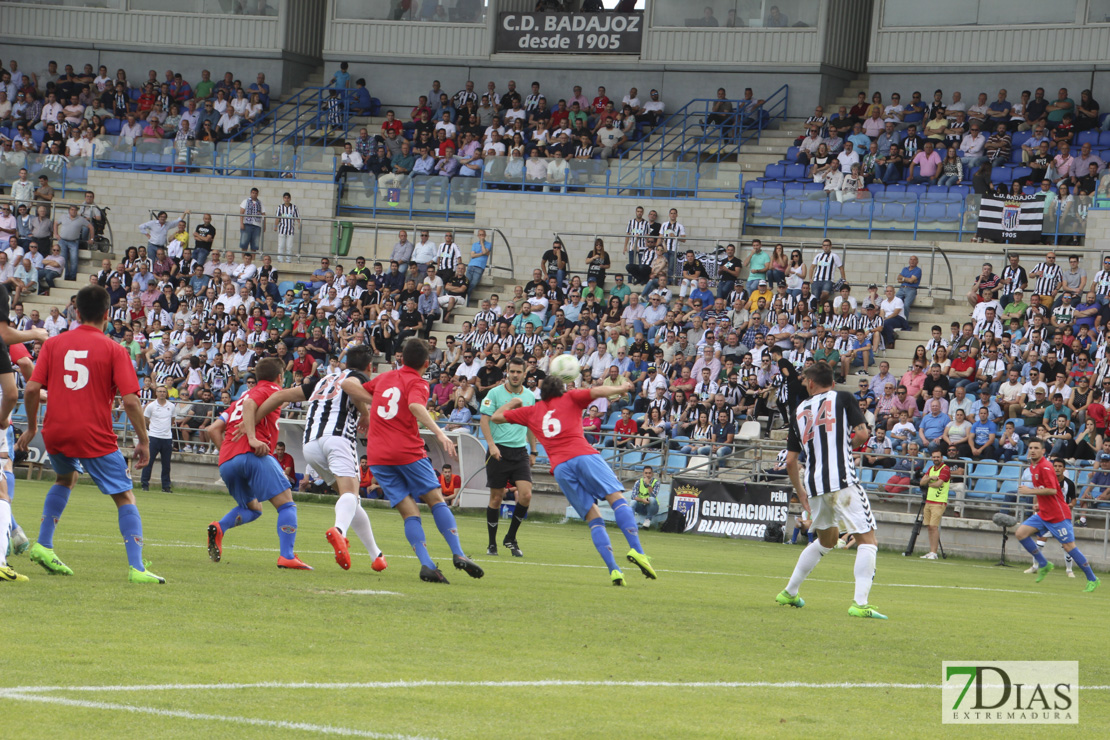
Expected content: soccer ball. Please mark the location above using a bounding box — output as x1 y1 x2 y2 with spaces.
550 354 581 383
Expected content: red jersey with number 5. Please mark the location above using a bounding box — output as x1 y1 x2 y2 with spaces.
1030 457 1071 523
503 388 596 471
31 324 140 458
363 365 431 466
218 380 284 465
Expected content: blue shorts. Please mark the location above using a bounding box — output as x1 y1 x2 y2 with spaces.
219 453 291 509
50 450 133 496
1024 514 1075 545
370 458 441 508
553 454 625 519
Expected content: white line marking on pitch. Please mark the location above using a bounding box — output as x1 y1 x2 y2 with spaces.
0 690 437 739
6 680 1109 693
56 534 1048 596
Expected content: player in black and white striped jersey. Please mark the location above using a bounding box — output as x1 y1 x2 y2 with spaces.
267 345 385 573
775 360 887 619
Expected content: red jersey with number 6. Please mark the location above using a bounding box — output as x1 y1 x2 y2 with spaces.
503 388 596 471
1029 456 1071 523
30 324 140 458
218 380 284 465
363 365 431 466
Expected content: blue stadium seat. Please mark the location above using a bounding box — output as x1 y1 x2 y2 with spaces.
866 183 885 195
782 180 806 193
950 184 971 197
1077 130 1101 148
833 201 867 221
799 199 825 220
783 163 807 181
105 118 122 135
783 146 800 162
905 183 929 197
990 166 1012 184
1098 131 1110 148
885 183 906 194
1011 131 1032 148
802 181 825 192
760 163 786 181
757 198 784 219
938 203 962 223
782 199 803 218
877 202 903 221
920 202 947 222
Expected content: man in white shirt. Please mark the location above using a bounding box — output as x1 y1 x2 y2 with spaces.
35 93 62 130
960 125 987 169
410 229 439 276
141 386 176 493
232 253 258 286
640 90 665 126
879 285 908 347
587 346 613 379
836 140 860 173
621 88 642 115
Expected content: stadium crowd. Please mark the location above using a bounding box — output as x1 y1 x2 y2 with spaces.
777 87 1110 243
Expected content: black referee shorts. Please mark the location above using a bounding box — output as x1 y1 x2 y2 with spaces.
486 445 532 489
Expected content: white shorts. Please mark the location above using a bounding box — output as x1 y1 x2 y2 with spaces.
302 436 359 486
809 484 876 536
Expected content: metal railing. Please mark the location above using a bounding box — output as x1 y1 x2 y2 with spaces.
137 209 516 279
617 85 789 169
251 86 352 149
90 136 337 181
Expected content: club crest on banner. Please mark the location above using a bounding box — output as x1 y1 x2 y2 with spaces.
673 485 701 532
1001 201 1021 232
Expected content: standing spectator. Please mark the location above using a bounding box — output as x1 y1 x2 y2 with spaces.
141 385 176 493
918 449 951 560
238 186 265 252
895 255 921 318
192 213 216 266
273 191 300 264
466 228 491 295
54 204 89 282
810 239 845 302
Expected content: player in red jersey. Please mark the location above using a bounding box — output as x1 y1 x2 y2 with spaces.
492 375 657 585
16 286 164 583
1015 439 1100 591
348 337 483 584
204 357 316 570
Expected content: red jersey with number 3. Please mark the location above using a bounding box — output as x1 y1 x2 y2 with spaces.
31 324 140 458
503 388 596 471
1030 457 1071 523
363 365 431 466
218 380 284 465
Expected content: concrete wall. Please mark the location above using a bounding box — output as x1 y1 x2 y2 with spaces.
87 170 336 257
475 190 743 281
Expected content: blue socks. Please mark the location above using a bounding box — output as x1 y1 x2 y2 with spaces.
38 484 71 549
404 515 437 569
1069 546 1098 582
430 501 464 557
218 505 261 533
611 499 643 555
5 471 16 530
117 504 145 571
1020 536 1048 567
275 502 297 559
791 527 799 544
589 518 620 572
807 531 817 543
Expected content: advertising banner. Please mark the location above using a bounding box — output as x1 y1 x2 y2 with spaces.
495 13 643 54
666 478 791 540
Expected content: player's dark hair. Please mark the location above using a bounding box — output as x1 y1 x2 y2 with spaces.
76 284 110 323
540 375 565 401
401 336 429 369
507 357 526 369
346 345 372 372
255 357 284 382
803 361 834 388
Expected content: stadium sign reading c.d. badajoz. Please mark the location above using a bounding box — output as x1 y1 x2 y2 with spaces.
495 13 643 54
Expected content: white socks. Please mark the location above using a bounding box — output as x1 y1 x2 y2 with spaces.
853 544 878 606
786 540 832 596
335 492 381 557
0 499 11 567
334 492 359 533
348 502 381 557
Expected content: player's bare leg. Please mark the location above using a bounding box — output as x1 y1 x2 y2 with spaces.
328 475 385 571
271 489 312 570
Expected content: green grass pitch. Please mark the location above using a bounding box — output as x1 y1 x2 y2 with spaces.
1 481 1106 738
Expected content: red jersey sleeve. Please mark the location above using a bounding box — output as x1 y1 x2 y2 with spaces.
567 388 594 410
503 404 538 428
936 466 951 483
363 376 378 395
9 342 30 363
111 344 140 397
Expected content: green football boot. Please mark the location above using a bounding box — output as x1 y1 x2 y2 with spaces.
1036 561 1056 583
29 542 73 576
128 566 166 584
775 589 805 608
1083 578 1100 593
848 602 888 620
626 549 657 579
610 570 625 586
